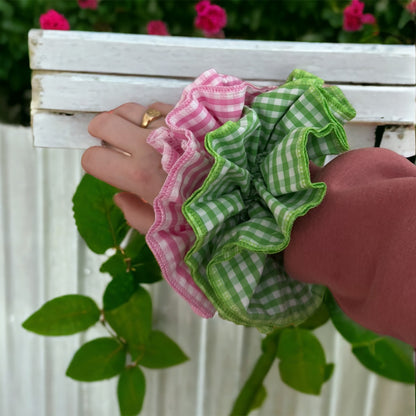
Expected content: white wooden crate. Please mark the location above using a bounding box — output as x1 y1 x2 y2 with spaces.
29 29 415 156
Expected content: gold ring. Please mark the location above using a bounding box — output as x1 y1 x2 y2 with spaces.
140 108 162 128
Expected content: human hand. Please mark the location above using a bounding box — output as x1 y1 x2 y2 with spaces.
81 102 174 234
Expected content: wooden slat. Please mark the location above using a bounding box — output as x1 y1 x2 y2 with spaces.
31 72 416 125
28 30 415 85
31 112 416 157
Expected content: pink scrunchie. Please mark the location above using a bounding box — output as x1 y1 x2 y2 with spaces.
146 69 273 317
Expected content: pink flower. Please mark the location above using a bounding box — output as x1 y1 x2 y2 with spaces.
39 9 70 30
406 0 416 14
78 0 98 9
343 0 376 32
146 20 170 36
195 0 227 36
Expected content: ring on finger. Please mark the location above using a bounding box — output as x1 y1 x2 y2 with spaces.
140 108 162 128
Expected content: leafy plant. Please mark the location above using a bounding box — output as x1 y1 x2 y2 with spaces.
230 291 414 415
23 173 414 415
23 174 188 415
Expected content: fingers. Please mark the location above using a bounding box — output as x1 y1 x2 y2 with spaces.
81 145 166 204
83 101 173 207
111 102 174 129
88 111 147 155
114 192 155 235
88 102 173 154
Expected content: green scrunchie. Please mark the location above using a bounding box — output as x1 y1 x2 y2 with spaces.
183 69 356 332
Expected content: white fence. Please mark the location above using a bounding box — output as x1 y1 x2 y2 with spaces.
0 123 414 415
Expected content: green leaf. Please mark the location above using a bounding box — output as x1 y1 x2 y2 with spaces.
326 292 380 345
277 328 331 395
22 295 100 336
298 301 330 330
398 10 412 30
353 338 414 384
323 363 334 383
124 230 147 256
100 232 162 284
139 330 188 369
130 245 162 284
125 231 162 284
248 384 267 412
117 366 146 416
103 273 138 311
72 174 129 254
66 337 126 382
100 251 130 278
327 293 415 384
105 287 152 347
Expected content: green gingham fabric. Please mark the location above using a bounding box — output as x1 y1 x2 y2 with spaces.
182 70 356 331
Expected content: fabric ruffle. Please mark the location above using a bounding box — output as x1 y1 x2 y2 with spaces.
146 69 272 318
182 69 356 330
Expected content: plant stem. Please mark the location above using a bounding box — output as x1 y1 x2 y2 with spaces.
229 330 281 416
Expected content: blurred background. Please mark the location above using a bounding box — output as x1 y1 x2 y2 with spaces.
0 0 414 126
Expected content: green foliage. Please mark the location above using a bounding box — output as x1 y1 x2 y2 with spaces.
22 294 100 336
72 174 130 254
23 174 188 415
103 273 138 310
139 330 189 369
277 328 333 395
298 301 330 330
248 384 267 412
2 0 414 125
327 293 415 384
104 287 153 349
117 367 146 416
23 169 416 414
66 337 127 381
230 329 280 416
100 230 162 284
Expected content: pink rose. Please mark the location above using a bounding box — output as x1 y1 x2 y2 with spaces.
78 0 98 9
343 0 376 32
406 0 416 14
195 0 227 36
146 20 170 36
39 9 70 30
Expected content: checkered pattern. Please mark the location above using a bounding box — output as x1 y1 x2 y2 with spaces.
146 69 272 318
183 69 356 329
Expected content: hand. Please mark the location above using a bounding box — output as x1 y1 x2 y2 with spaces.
81 102 174 234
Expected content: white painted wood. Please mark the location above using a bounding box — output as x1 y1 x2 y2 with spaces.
28 30 415 153
380 125 416 157
32 112 415 158
29 30 415 85
32 111 98 148
1 123 414 415
31 72 416 124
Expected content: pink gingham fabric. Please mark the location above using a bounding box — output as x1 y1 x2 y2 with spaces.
146 69 273 317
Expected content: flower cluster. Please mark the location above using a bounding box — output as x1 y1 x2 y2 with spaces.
145 0 227 38
343 0 376 32
146 20 170 36
194 0 227 36
39 9 70 30
406 0 416 15
78 0 98 9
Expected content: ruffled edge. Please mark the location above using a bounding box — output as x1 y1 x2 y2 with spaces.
183 70 355 328
146 69 272 318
